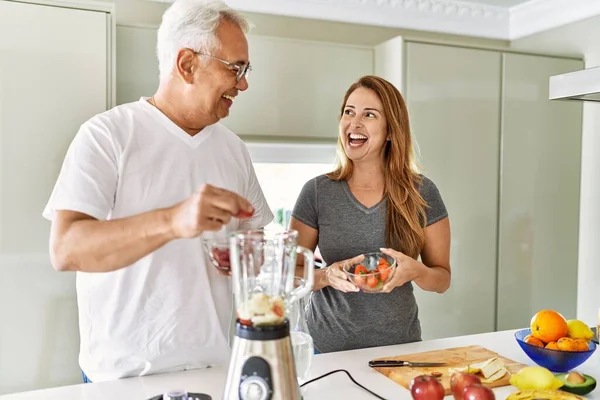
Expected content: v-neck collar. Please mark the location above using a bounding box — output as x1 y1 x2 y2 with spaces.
341 180 386 214
139 97 214 148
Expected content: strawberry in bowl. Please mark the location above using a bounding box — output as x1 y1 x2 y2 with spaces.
343 252 396 293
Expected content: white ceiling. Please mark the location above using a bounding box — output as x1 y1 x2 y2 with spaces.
465 0 531 7
215 0 600 41
512 12 600 60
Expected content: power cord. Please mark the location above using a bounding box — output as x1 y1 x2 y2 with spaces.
300 369 389 400
146 370 389 400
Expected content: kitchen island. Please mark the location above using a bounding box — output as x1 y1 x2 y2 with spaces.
1 329 598 400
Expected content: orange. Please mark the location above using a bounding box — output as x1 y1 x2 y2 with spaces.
573 339 590 352
545 341 559 350
524 334 545 348
557 337 578 352
530 310 568 344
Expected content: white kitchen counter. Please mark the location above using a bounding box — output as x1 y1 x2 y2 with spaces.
1 329 598 400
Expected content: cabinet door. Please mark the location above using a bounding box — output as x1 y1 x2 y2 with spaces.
497 54 583 330
116 25 160 105
0 1 108 394
223 36 373 141
405 42 502 340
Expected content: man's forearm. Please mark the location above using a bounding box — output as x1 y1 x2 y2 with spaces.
51 208 176 273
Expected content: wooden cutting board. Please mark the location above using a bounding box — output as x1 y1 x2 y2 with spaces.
370 345 527 395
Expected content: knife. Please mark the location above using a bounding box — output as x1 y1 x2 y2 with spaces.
368 360 447 368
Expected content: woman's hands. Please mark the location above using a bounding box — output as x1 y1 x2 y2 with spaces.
320 246 450 295
321 250 424 294
321 254 365 293
379 248 424 293
379 247 451 294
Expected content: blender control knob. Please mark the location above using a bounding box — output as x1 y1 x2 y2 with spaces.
239 377 269 400
163 390 188 400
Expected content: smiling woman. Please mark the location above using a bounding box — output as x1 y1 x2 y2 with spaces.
289 75 452 354
342 92 386 151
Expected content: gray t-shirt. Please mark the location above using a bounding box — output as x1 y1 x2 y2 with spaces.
292 174 448 353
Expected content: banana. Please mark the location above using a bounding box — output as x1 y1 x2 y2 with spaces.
507 389 584 400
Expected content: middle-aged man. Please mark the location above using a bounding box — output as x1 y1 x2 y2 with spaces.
42 0 273 383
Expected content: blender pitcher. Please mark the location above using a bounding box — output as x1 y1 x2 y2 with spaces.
223 229 314 400
229 229 314 326
288 277 314 387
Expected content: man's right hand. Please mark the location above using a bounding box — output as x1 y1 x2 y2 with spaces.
168 184 255 239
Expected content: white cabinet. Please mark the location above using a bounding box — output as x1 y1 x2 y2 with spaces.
0 0 113 394
116 25 160 105
376 39 583 340
497 53 583 330
116 28 373 141
404 42 502 340
223 36 373 141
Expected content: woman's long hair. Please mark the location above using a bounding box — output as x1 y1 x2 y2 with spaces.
327 75 427 258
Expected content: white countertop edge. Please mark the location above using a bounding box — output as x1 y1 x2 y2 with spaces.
1 328 599 400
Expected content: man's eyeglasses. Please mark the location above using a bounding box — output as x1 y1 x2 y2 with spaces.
195 52 251 82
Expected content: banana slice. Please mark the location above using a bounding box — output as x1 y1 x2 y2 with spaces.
449 366 481 375
448 357 507 383
507 389 584 400
478 358 506 381
481 368 508 383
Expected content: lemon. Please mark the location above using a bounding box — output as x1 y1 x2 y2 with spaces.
509 366 564 391
566 319 594 341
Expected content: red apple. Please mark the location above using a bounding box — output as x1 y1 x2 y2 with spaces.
463 384 496 400
450 372 482 400
410 374 445 400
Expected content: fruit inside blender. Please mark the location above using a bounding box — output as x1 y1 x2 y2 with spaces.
237 292 285 327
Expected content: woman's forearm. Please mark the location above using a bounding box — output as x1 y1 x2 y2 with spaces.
413 263 451 293
296 266 329 291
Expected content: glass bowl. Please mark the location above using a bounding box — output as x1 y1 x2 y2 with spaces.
514 328 597 372
202 236 231 273
343 252 396 293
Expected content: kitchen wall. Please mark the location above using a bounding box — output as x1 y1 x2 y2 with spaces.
0 0 591 396
511 15 600 329
0 1 111 395
0 2 513 395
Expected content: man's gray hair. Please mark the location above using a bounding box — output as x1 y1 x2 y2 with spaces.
156 0 251 82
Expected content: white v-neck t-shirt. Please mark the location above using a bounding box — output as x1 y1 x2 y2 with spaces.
42 98 274 382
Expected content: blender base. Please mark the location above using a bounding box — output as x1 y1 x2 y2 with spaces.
222 319 302 400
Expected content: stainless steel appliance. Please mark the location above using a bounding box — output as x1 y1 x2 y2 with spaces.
222 229 314 400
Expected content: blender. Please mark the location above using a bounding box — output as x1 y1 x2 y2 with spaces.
222 229 314 400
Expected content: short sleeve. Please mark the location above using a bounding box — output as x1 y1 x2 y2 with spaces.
42 119 119 221
291 178 318 229
420 176 448 226
238 159 274 230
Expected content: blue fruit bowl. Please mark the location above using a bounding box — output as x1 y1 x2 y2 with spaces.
515 328 596 372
